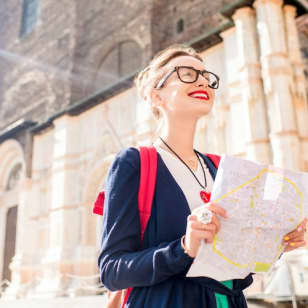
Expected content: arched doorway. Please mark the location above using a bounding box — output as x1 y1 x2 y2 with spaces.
2 206 18 283
0 139 25 288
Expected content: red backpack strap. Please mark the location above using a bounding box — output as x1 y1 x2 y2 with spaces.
138 146 158 242
205 153 221 169
122 146 158 308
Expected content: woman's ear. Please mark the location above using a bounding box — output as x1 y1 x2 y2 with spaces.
149 88 165 109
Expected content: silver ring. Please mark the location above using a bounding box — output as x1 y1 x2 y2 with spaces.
197 208 213 225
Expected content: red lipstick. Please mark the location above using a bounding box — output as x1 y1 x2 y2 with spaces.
188 90 209 101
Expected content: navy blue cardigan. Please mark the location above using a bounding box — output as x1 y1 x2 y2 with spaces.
98 147 253 308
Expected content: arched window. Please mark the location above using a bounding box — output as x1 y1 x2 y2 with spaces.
118 41 142 77
5 163 22 191
95 41 142 90
20 0 39 37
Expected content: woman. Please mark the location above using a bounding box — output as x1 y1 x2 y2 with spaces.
98 44 307 308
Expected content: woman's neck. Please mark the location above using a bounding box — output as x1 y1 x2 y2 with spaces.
157 117 197 159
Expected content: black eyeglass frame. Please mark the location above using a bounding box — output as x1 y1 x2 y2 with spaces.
155 66 220 89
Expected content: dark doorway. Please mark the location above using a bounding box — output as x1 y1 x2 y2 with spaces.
2 206 18 283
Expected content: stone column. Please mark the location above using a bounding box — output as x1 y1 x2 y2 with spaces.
32 115 82 297
213 97 229 154
199 44 228 155
135 88 157 146
233 7 271 164
284 5 308 171
253 0 300 170
220 27 247 158
74 156 114 283
195 115 210 153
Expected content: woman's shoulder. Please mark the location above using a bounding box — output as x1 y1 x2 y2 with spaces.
113 147 140 169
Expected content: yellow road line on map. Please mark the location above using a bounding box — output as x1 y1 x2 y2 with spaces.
213 169 303 214
212 235 255 268
211 169 303 269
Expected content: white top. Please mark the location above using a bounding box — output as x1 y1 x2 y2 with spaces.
153 145 214 212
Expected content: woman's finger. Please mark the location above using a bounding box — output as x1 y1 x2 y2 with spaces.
283 219 307 240
204 223 217 232
211 214 221 233
293 218 307 233
284 240 306 252
188 215 198 222
191 229 215 240
190 221 216 232
208 203 227 218
283 228 306 242
296 218 308 229
284 233 305 243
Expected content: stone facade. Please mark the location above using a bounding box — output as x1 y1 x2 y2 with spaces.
0 0 244 133
0 0 307 304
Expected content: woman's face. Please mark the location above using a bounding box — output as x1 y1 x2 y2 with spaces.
152 55 216 119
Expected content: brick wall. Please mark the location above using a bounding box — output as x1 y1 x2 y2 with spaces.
151 0 232 53
0 0 77 129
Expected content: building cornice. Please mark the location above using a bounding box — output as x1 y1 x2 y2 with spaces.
0 119 36 143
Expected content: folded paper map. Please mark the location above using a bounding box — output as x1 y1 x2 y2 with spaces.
186 155 308 281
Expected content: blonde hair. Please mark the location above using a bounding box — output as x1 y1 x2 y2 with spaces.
134 44 203 119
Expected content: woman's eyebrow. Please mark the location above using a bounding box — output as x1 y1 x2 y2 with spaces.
195 67 207 71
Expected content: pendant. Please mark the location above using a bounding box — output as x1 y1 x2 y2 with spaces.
200 190 211 203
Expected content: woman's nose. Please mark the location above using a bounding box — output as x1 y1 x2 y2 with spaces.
196 76 209 87
196 73 209 87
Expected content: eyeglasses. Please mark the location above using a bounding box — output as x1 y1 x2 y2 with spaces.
155 66 220 89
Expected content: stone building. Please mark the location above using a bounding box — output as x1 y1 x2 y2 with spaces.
0 0 307 306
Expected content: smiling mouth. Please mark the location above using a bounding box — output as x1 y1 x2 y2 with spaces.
188 92 209 101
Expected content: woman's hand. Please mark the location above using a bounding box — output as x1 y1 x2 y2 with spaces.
183 203 227 258
282 218 307 252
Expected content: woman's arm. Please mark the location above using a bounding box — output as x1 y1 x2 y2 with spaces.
98 148 194 291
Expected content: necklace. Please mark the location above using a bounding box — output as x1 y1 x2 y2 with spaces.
158 137 211 203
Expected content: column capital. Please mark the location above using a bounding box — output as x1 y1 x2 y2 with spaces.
246 138 270 145
283 5 296 17
220 27 236 39
270 130 299 138
233 7 255 20
253 0 283 9
262 51 288 59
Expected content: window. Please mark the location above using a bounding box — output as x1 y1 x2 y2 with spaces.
177 19 184 34
94 41 142 90
20 0 39 38
5 163 22 191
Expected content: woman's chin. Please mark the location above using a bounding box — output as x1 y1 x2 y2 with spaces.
196 100 214 115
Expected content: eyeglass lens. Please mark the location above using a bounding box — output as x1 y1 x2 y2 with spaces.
177 67 218 89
